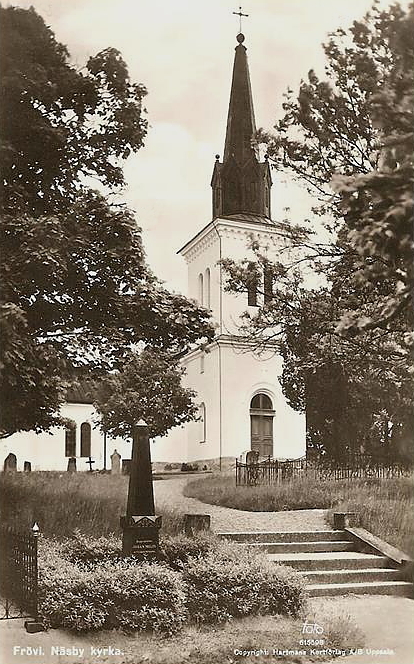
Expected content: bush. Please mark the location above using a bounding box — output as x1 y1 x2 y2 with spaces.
39 544 186 633
181 462 199 472
160 533 216 570
38 534 306 633
183 543 306 623
61 530 123 566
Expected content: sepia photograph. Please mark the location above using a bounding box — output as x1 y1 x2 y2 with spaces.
0 0 413 662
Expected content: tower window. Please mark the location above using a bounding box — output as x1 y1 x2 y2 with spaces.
215 186 221 212
264 268 273 304
80 422 91 457
198 273 204 305
65 421 76 457
247 263 258 307
200 352 205 374
205 268 211 309
250 181 257 202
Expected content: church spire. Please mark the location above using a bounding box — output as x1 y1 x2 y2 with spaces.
223 33 256 165
211 32 272 220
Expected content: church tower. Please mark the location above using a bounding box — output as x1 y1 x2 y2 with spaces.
152 32 305 466
211 33 272 220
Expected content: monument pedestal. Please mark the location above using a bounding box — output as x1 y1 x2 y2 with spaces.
121 515 162 556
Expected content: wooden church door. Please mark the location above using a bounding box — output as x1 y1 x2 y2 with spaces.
250 394 274 458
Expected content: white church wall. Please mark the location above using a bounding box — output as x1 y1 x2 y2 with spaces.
220 341 306 460
185 227 220 324
151 424 187 464
151 344 221 464
1 402 131 472
183 345 221 463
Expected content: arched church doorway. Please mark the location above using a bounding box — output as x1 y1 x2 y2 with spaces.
250 393 274 458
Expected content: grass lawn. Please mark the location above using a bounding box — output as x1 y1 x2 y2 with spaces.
184 474 414 557
6 613 360 664
0 471 185 537
108 612 362 664
0 471 364 659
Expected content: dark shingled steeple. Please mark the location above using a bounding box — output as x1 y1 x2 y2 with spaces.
211 33 272 220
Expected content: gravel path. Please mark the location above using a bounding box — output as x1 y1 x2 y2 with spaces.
154 474 330 533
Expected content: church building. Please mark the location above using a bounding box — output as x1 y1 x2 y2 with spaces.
151 32 306 466
0 30 306 472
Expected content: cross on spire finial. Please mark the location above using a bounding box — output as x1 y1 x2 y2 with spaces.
233 6 249 34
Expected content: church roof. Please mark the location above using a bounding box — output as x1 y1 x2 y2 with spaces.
220 213 273 225
65 381 99 404
210 32 272 220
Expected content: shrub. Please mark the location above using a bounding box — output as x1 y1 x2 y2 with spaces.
61 530 123 566
181 462 199 472
183 543 306 623
164 463 173 470
160 532 216 570
38 546 186 633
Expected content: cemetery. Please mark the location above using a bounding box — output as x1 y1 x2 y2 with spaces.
0 0 413 662
0 424 367 663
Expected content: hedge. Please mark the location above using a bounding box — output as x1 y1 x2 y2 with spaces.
38 534 306 632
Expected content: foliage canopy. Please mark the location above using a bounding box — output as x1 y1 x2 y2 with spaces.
0 6 214 438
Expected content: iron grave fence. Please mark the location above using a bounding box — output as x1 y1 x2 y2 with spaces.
235 454 413 486
0 523 39 620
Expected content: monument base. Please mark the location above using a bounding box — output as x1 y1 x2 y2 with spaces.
120 515 162 556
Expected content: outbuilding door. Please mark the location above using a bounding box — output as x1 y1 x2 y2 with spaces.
250 393 274 458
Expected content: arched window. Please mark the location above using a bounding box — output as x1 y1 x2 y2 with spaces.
80 422 91 457
198 273 204 305
247 262 258 307
250 393 273 410
65 421 76 457
199 402 206 443
264 268 273 304
205 268 211 308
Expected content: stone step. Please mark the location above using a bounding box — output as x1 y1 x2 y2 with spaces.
218 530 348 543
247 540 355 554
299 567 403 584
268 551 392 571
307 580 413 597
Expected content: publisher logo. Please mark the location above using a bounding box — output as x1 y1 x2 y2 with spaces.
302 620 324 635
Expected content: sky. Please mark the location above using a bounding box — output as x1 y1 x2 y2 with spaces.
10 0 401 294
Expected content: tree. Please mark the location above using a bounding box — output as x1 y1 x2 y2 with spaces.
94 350 198 439
258 1 413 333
0 7 214 437
224 2 413 459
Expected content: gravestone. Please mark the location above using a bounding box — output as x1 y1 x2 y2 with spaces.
67 457 77 472
86 457 95 472
111 449 121 474
24 461 32 472
120 421 162 556
246 450 259 465
122 459 132 475
4 453 17 472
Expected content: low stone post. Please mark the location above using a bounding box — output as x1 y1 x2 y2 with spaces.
333 512 358 529
120 421 161 556
184 514 211 536
24 461 32 472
